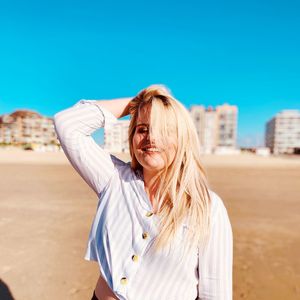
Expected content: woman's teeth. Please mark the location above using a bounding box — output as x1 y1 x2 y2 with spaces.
143 148 160 152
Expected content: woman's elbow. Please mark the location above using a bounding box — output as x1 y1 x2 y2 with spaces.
53 111 69 140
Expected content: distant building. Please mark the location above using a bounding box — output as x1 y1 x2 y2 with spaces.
216 104 238 148
203 107 217 154
265 110 300 154
190 103 238 154
104 120 130 153
0 109 59 151
255 147 270 157
189 105 206 150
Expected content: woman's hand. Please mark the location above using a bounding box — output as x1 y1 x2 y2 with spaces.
94 85 171 119
95 97 133 119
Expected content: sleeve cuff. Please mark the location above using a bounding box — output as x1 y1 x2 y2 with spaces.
74 99 118 127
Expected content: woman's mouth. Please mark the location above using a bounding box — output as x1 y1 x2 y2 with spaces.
141 147 161 153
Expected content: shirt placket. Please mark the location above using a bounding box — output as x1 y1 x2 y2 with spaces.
115 179 159 298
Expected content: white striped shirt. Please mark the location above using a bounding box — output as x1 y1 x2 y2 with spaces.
54 100 233 300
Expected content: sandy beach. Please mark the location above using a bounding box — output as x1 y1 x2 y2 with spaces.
1 150 300 300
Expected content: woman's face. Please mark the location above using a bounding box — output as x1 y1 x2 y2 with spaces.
132 104 177 174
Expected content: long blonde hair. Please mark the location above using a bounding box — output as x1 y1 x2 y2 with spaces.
128 85 211 256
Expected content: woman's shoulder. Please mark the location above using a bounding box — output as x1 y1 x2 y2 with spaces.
110 155 139 179
208 189 223 204
208 189 230 220
110 154 128 168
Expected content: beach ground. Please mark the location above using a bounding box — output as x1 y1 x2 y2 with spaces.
1 150 300 300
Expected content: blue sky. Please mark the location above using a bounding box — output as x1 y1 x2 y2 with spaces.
0 0 299 147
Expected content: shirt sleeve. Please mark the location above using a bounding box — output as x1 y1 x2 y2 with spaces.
53 100 123 195
198 192 233 300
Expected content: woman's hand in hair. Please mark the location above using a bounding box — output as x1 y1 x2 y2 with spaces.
95 97 132 119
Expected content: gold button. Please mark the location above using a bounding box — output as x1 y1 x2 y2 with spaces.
145 211 153 217
132 254 139 262
142 232 149 239
120 277 127 285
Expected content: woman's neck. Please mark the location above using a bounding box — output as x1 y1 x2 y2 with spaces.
143 169 161 209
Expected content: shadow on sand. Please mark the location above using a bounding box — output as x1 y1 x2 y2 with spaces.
0 279 15 300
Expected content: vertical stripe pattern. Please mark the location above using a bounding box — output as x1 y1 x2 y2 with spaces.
54 100 233 300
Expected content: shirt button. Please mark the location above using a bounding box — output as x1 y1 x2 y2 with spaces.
132 254 139 262
120 277 128 285
145 211 153 217
142 232 149 239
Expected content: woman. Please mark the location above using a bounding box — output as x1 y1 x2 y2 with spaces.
54 85 233 300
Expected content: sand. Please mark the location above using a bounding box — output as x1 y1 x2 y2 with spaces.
0 150 300 300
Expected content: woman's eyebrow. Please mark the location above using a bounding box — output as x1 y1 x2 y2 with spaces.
136 123 149 127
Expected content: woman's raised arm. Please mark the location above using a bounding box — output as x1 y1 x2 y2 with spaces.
53 97 132 195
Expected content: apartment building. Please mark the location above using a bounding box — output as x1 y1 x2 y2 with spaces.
216 104 238 149
190 104 238 154
104 119 130 153
0 109 59 150
265 110 300 154
203 106 218 154
189 105 206 148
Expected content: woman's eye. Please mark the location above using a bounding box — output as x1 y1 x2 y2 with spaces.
137 127 148 134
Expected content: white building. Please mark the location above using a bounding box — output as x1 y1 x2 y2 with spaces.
190 104 238 154
265 110 300 154
104 120 130 153
203 107 217 154
216 104 238 149
189 106 205 151
256 147 270 157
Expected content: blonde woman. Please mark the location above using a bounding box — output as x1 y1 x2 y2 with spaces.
54 85 233 300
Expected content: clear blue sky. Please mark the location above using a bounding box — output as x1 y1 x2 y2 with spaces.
0 0 299 147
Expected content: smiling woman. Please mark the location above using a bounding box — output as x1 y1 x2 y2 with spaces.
132 103 177 180
53 85 233 300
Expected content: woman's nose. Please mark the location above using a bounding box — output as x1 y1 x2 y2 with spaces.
146 135 159 147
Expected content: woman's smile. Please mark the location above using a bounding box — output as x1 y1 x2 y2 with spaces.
140 145 162 153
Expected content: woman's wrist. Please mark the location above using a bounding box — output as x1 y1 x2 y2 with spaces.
95 97 133 119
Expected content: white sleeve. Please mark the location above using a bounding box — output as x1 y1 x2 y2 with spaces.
198 192 233 300
53 100 124 195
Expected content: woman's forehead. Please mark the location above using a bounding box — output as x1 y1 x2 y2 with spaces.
137 104 151 122
136 103 177 131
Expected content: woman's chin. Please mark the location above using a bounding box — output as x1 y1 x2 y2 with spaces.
140 160 165 173
135 151 165 171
